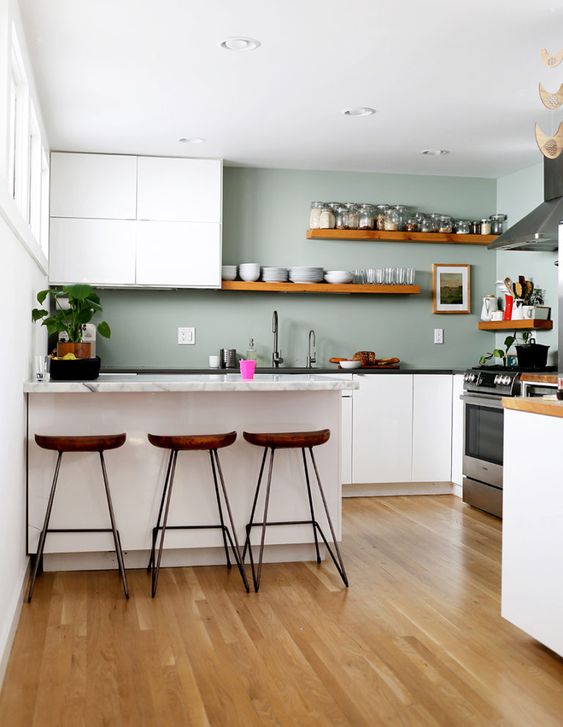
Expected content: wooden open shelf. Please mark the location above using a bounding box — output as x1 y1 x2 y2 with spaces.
477 320 553 331
221 281 420 295
306 229 497 246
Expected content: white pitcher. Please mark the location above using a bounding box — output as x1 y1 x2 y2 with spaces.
480 295 498 321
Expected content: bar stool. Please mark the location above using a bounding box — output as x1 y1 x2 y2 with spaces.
242 429 349 592
147 431 249 596
28 433 129 602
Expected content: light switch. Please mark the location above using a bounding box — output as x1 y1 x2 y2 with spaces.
434 328 444 344
178 327 195 345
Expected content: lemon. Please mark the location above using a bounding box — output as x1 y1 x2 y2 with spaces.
62 353 77 360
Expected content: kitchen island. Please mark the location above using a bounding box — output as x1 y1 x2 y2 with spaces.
501 396 563 657
25 374 357 571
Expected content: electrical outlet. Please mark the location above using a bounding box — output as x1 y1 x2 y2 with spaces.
434 328 444 344
177 327 195 345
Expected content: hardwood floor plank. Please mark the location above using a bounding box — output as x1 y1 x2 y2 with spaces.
1 496 562 726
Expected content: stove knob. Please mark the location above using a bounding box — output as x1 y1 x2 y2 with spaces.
503 375 511 386
494 375 501 385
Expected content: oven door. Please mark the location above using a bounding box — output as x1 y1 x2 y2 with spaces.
461 394 504 488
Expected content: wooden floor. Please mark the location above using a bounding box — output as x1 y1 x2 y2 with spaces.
1 496 562 726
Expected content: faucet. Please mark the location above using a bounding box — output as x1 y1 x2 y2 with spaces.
306 329 316 368
272 310 284 368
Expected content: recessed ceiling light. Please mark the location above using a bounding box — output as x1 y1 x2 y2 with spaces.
178 137 206 144
220 37 261 51
421 148 450 156
342 107 376 117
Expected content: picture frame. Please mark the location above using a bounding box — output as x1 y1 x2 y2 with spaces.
432 264 471 314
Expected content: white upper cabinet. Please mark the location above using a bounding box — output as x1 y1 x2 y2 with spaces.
137 157 222 222
50 153 137 219
412 375 453 482
352 374 414 483
136 221 221 287
49 218 136 286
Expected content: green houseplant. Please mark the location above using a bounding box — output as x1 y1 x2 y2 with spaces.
32 284 111 358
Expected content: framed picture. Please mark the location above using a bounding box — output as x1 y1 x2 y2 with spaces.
432 264 471 314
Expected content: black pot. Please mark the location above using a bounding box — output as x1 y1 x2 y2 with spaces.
515 344 549 370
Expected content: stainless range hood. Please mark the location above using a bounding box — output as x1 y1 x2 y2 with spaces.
489 155 563 252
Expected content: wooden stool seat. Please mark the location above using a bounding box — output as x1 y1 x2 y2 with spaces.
35 433 126 453
146 431 249 595
242 427 348 592
28 432 129 602
147 431 236 452
243 429 330 450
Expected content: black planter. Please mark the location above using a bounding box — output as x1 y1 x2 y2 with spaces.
49 356 101 381
515 344 549 370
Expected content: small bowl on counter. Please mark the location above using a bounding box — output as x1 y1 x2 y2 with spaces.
324 270 353 284
338 360 362 369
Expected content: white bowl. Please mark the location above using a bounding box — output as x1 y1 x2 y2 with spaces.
339 360 361 369
325 272 353 284
239 269 261 282
221 265 237 281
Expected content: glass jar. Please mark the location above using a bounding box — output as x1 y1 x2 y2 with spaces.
480 218 492 235
405 216 419 232
309 202 323 229
438 215 453 233
454 219 470 234
358 204 375 229
393 205 409 231
384 207 401 231
489 214 507 235
334 205 347 229
319 205 335 229
344 203 359 230
420 216 433 233
375 204 389 231
471 220 481 234
430 213 443 232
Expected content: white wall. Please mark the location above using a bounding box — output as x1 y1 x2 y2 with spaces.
0 0 48 683
496 162 558 363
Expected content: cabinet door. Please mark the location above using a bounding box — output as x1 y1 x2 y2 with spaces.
341 392 353 484
137 157 221 222
49 218 136 285
412 375 453 481
352 374 413 483
50 152 137 219
450 374 464 490
136 221 221 287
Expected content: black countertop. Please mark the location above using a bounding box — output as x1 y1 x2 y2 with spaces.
101 366 461 375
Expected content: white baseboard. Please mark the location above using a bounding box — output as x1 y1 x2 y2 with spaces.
0 559 29 690
342 481 455 497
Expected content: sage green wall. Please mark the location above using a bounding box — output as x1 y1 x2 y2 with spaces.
97 166 497 369
496 162 558 364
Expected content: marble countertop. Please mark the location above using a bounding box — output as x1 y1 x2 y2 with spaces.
24 373 359 394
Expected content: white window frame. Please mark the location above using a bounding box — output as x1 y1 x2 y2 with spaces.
9 25 30 218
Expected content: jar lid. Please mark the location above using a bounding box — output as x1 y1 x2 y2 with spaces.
481 218 490 223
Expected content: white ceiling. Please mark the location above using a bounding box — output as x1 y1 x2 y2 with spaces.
19 0 563 178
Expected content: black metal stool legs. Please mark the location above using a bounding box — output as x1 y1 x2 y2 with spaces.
210 450 250 593
100 452 130 599
244 447 275 592
302 448 322 565
242 447 268 564
27 452 63 603
148 449 175 574
151 449 178 597
307 447 349 587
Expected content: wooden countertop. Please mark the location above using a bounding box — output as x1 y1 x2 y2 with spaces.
503 396 563 419
519 373 557 385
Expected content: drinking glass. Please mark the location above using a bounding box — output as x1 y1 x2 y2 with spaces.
34 355 49 381
406 267 416 285
395 267 406 285
384 267 395 285
375 267 384 284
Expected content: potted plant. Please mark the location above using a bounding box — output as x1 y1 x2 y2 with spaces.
32 284 111 359
479 334 516 367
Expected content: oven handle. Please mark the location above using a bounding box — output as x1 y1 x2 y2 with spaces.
460 394 505 410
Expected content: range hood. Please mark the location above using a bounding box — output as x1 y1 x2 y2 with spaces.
489 155 563 252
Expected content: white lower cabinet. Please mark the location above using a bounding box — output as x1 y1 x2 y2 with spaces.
352 374 414 483
136 221 221 287
49 218 137 285
412 374 453 481
341 391 353 484
451 374 464 492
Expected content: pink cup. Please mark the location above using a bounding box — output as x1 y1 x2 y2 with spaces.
240 359 257 380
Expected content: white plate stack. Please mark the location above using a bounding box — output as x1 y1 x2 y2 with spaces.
289 266 324 283
262 266 289 282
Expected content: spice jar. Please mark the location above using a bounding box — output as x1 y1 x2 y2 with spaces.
358 204 375 230
480 218 492 235
344 203 359 230
405 216 419 232
438 215 453 233
393 205 409 231
375 204 389 231
471 220 481 234
430 213 443 232
384 207 401 231
319 205 335 229
334 205 347 229
489 214 507 235
420 216 433 233
309 202 323 229
454 219 470 234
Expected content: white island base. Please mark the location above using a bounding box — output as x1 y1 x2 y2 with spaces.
26 375 355 572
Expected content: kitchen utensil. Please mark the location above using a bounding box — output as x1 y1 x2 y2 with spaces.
338 360 362 369
480 295 498 321
504 294 514 320
34 355 49 381
240 359 256 380
208 355 220 368
221 265 237 281
324 270 353 284
220 348 238 368
239 263 261 282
